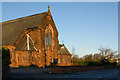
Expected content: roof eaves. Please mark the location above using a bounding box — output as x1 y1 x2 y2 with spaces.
1 11 48 24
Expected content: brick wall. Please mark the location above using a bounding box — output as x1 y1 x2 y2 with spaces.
46 45 52 66
31 51 44 67
15 51 31 67
5 22 71 67
51 66 116 74
57 55 71 66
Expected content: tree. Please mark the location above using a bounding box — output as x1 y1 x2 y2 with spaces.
1 47 11 78
71 46 76 62
1 47 11 66
106 51 117 61
72 55 79 62
87 54 93 61
72 46 75 57
104 48 110 57
79 57 83 61
83 54 93 61
93 53 101 61
98 47 111 60
98 47 105 59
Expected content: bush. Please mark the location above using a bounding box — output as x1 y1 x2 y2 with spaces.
100 59 117 66
1 47 11 66
88 61 101 66
73 61 88 66
110 62 117 66
73 61 101 66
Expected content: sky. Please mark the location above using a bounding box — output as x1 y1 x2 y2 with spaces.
2 2 118 57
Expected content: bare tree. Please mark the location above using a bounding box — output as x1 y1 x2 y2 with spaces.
104 48 110 57
88 54 93 61
71 46 75 63
98 47 111 60
83 54 88 61
83 54 93 61
98 47 118 62
72 54 79 62
79 57 83 61
72 46 75 57
106 51 117 61
93 53 101 61
98 47 104 57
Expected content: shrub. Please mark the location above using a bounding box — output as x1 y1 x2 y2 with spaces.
73 61 101 66
110 62 117 66
100 58 117 66
1 47 11 66
74 61 100 66
88 61 101 66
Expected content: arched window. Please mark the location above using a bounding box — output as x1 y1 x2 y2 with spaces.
44 25 53 50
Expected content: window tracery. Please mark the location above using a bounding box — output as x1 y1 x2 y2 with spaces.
44 25 53 50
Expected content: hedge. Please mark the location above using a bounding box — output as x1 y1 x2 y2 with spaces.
73 60 117 66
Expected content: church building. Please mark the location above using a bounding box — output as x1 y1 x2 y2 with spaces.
2 6 72 67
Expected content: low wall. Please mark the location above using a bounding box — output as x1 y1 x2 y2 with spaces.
51 66 116 74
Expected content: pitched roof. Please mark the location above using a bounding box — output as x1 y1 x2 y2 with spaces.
2 11 48 45
57 44 71 55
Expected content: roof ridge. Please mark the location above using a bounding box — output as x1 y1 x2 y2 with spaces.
58 44 71 55
1 11 48 24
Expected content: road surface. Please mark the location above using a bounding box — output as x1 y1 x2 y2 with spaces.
2 68 120 80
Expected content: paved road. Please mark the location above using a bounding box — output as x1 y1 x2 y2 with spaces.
3 68 120 80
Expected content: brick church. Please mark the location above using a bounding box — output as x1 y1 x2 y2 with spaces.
2 6 72 67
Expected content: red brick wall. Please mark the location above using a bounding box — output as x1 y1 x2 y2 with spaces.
31 51 44 67
15 51 31 67
46 45 52 66
51 66 116 74
57 54 71 66
5 12 72 67
27 24 59 66
6 45 72 67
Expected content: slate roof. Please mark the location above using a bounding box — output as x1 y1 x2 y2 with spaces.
1 11 48 45
57 44 71 55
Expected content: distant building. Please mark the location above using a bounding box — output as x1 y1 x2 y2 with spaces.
2 6 72 67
